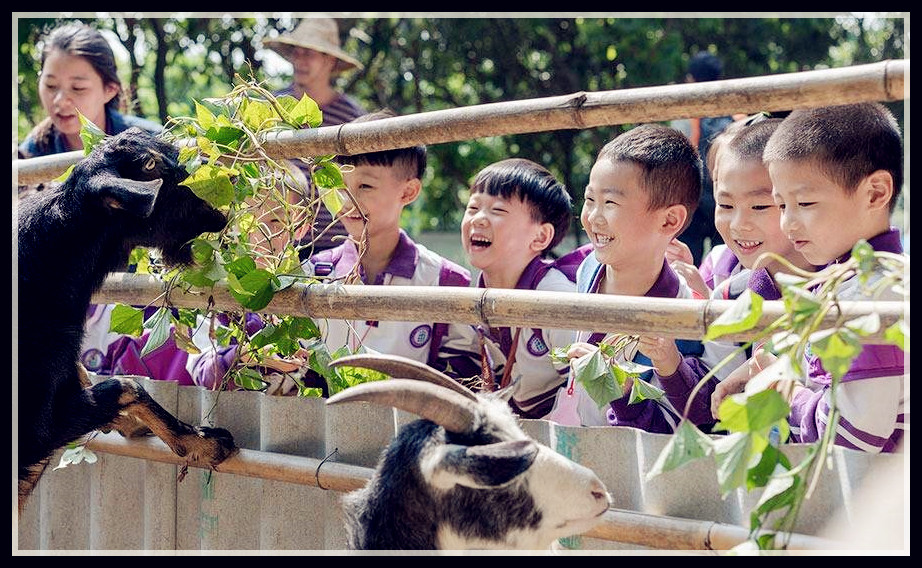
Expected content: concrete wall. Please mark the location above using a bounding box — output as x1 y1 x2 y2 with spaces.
17 377 903 552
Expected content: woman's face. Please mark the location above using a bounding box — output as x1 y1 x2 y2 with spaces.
38 49 118 142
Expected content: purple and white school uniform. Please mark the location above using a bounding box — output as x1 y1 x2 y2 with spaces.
477 256 577 419
661 266 784 429
698 243 742 293
306 231 482 379
789 228 906 453
566 255 702 431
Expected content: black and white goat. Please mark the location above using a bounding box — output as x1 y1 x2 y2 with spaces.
17 127 238 512
327 354 611 550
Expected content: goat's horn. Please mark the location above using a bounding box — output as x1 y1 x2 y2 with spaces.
326 379 479 434
330 354 478 401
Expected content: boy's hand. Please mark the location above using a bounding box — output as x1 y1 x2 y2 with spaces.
637 336 681 376
566 342 597 361
666 238 695 265
710 349 778 419
671 260 711 299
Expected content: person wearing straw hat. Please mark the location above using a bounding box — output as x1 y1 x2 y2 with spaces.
264 17 368 252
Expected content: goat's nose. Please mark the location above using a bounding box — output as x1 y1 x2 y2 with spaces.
590 478 611 506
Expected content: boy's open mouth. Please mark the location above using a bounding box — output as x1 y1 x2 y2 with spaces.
470 236 492 249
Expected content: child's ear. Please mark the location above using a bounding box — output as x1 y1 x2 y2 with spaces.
862 170 894 213
530 223 555 253
660 205 688 237
401 178 422 205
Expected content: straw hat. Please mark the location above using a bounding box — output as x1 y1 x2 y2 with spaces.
263 18 363 74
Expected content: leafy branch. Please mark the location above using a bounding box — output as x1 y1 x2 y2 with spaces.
86 73 386 395
646 242 908 549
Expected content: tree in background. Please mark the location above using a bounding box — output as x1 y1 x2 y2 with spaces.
16 14 906 245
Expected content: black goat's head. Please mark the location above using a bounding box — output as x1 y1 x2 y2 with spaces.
69 127 227 266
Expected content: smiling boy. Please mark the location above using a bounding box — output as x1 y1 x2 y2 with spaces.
566 124 706 430
754 102 906 452
461 158 587 418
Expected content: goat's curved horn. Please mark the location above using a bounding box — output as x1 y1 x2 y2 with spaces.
327 379 479 434
330 354 478 401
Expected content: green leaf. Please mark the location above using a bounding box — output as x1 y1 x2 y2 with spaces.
291 94 323 128
140 307 173 358
205 114 245 145
628 375 665 404
712 432 755 495
230 269 278 311
194 100 216 130
808 328 863 380
109 304 144 336
241 98 277 132
53 444 98 471
781 285 823 327
751 466 801 522
182 163 236 208
645 420 713 480
77 110 106 155
233 367 268 391
313 161 346 191
53 164 75 183
705 289 764 342
572 350 622 408
843 312 880 337
288 316 321 341
715 389 790 434
884 320 907 352
746 440 791 491
225 255 258 279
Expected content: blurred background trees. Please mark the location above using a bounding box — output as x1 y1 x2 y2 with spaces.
16 14 907 252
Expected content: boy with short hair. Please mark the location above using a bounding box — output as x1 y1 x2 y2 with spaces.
743 102 906 452
191 110 482 391
565 123 706 430
305 110 482 380
643 117 818 428
461 158 589 418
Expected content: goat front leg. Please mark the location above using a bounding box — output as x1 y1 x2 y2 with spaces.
62 377 238 470
18 458 50 515
78 363 152 439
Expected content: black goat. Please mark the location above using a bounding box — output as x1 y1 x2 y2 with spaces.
327 354 612 550
17 127 238 512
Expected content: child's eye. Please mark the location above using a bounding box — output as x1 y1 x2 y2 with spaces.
798 202 816 208
752 205 774 211
718 204 733 210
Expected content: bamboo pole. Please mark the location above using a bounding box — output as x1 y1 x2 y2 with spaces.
83 431 845 551
14 60 907 186
93 272 906 343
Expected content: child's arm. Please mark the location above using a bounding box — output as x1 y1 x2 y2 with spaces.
789 344 905 452
639 336 720 429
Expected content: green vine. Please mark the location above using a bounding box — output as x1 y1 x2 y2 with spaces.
645 242 908 549
87 74 385 395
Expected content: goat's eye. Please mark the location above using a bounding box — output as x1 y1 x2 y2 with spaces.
143 157 156 171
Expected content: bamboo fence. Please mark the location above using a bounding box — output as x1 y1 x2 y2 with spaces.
14 59 907 186
93 272 906 343
83 431 844 551
16 59 910 552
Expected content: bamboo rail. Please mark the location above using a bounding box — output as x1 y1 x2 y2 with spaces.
93 272 906 343
84 431 845 551
14 59 907 186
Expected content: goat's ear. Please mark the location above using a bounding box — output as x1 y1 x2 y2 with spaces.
86 172 163 218
423 440 538 490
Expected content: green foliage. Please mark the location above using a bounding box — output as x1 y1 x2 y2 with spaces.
647 245 908 549
16 15 906 238
72 75 387 397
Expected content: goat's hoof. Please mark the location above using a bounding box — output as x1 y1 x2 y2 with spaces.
191 426 238 465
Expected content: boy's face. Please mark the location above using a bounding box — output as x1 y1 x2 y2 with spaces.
769 159 867 266
339 164 418 240
461 191 549 276
581 159 670 269
714 154 808 272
